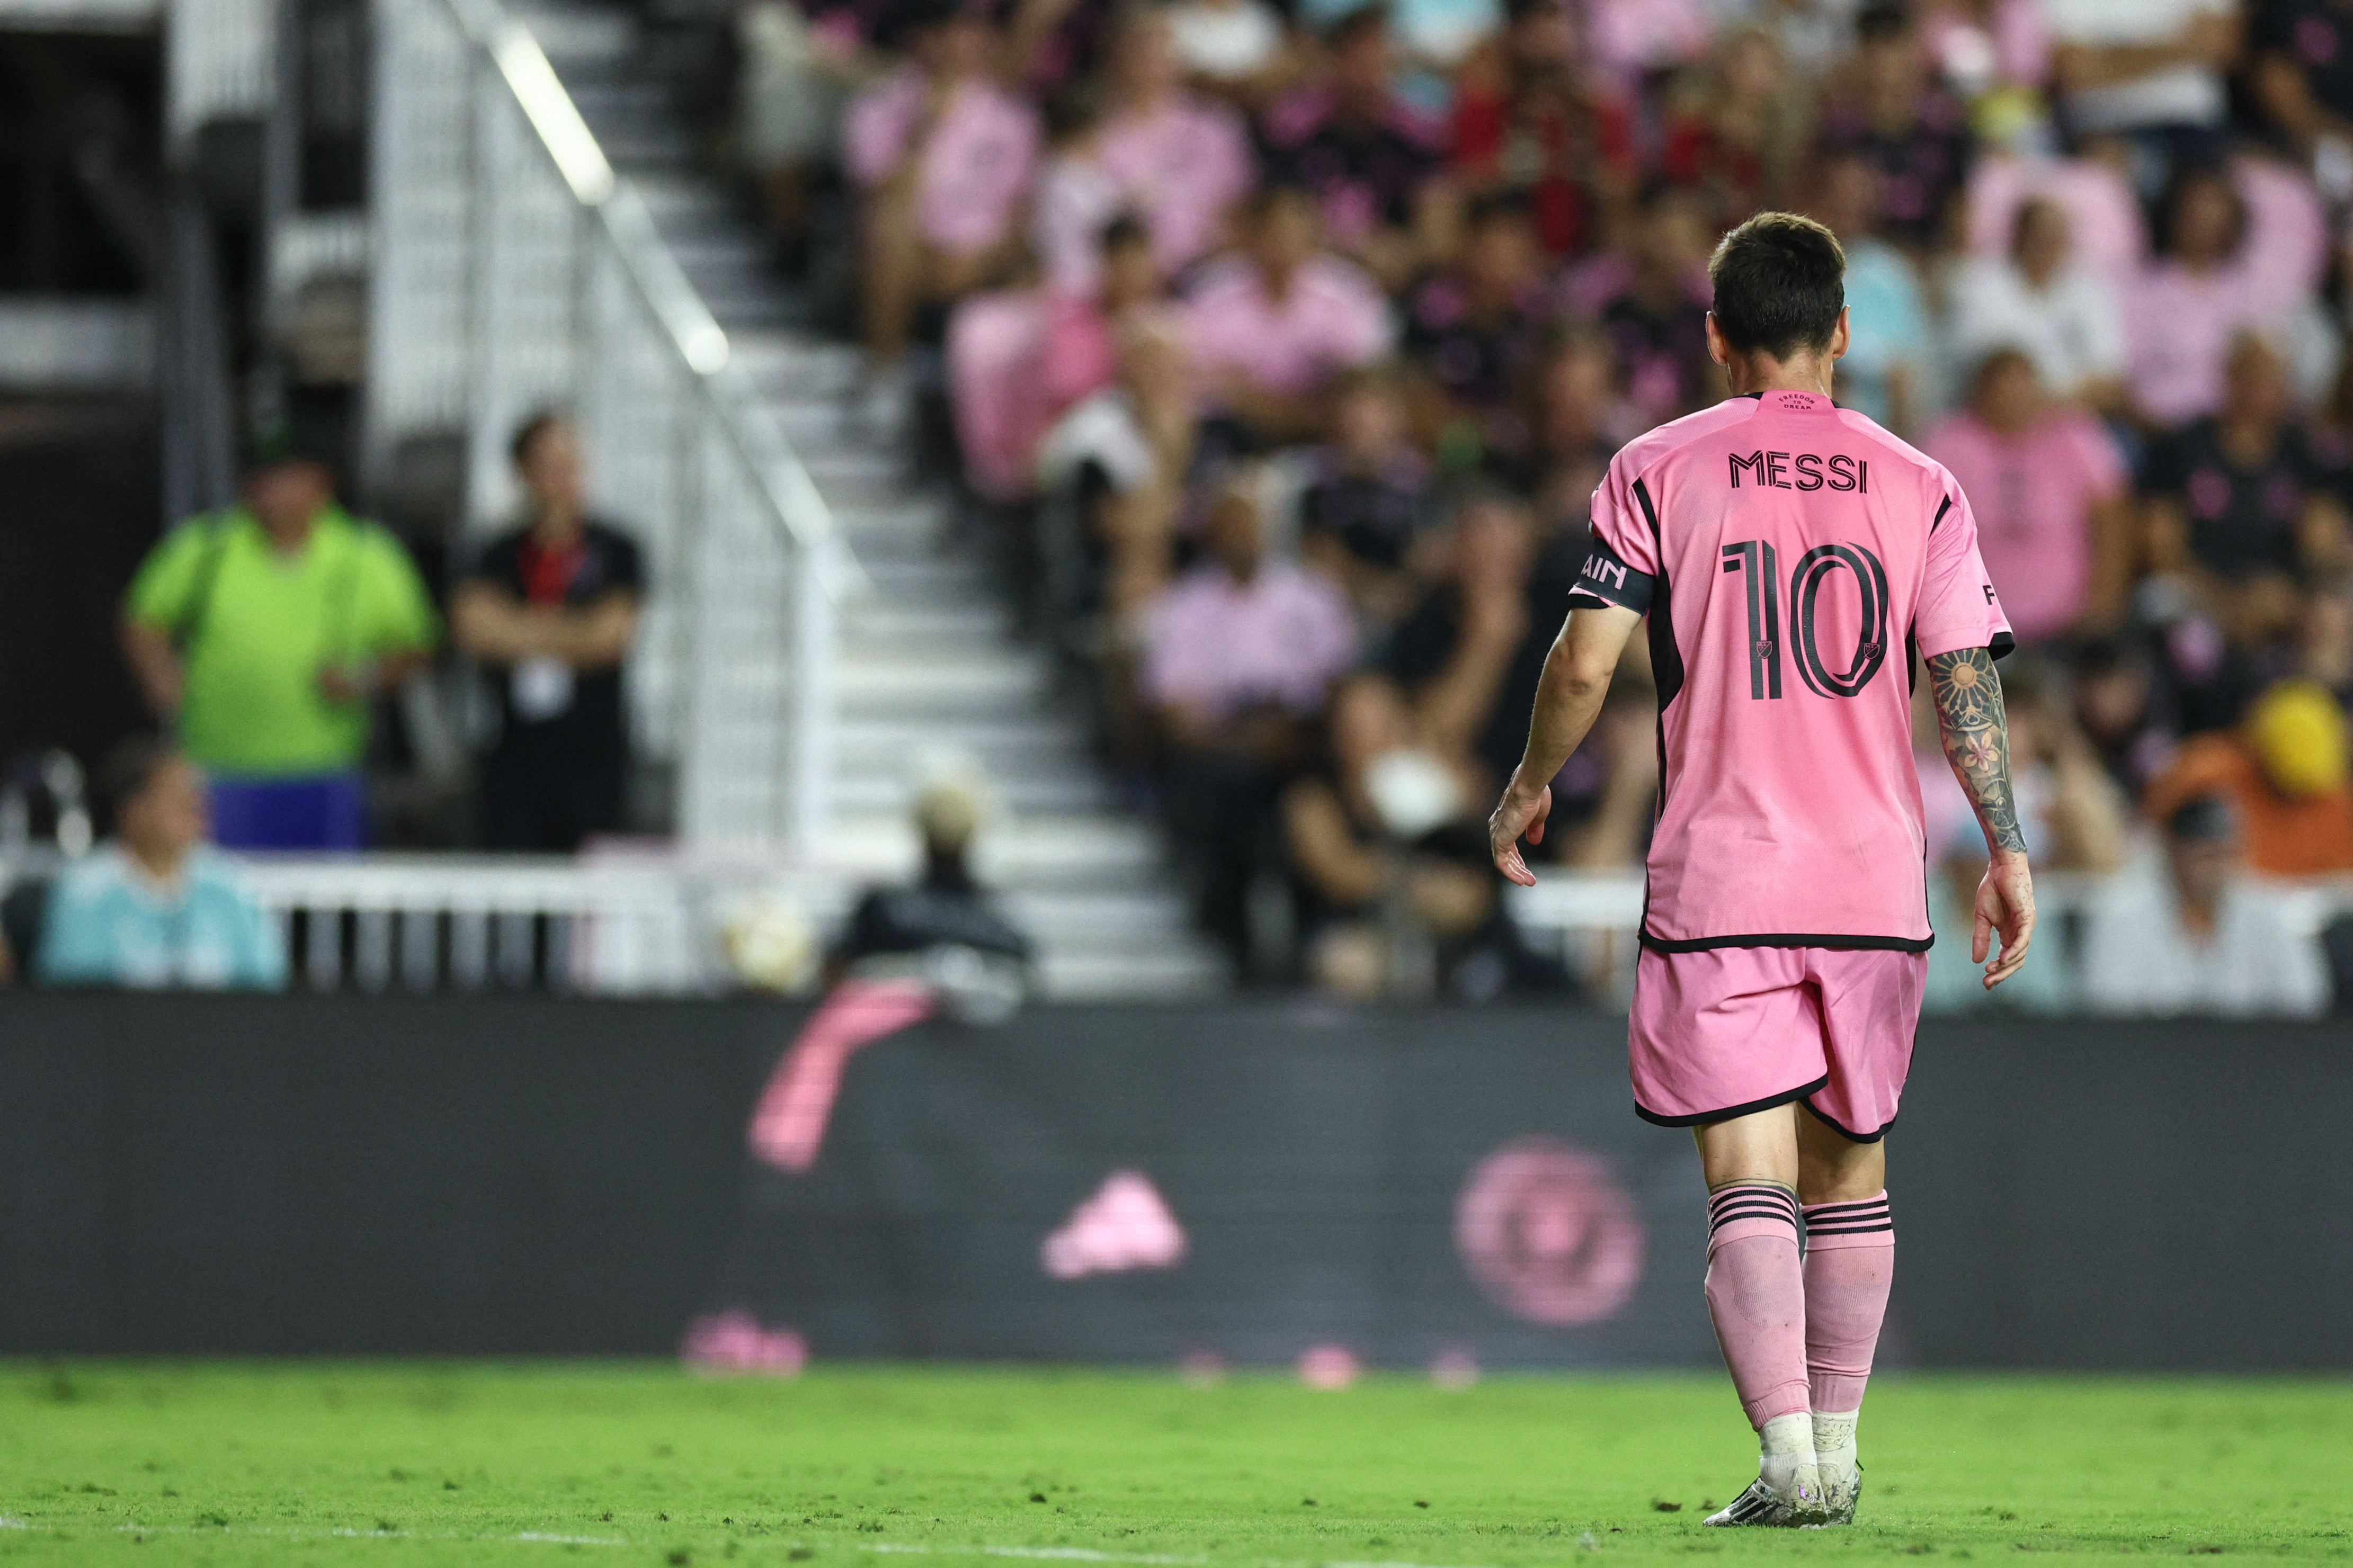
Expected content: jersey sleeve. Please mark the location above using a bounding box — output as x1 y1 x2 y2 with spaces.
1565 450 1660 614
1913 481 2015 661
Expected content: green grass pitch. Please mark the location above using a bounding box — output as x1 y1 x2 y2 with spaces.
0 1364 2346 1564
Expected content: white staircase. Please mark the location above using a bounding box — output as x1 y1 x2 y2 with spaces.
527 4 1228 999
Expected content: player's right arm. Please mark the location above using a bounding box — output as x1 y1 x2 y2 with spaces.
1927 645 2036 989
1489 604 1643 888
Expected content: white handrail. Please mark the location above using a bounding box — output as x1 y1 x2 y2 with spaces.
370 0 865 855
432 0 862 586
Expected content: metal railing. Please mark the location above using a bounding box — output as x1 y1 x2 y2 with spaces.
366 0 860 856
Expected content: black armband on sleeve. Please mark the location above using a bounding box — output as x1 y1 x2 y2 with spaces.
1565 532 1655 614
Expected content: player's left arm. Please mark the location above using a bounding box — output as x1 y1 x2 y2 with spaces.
1488 604 1643 887
1927 646 2037 989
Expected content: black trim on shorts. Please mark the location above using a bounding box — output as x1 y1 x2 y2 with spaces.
1803 1095 1894 1145
1638 929 1936 954
1634 1073 1831 1129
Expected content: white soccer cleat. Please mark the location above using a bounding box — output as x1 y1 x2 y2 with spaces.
1703 1474 1827 1527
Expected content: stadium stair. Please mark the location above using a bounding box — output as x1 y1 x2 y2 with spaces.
518 1 1231 1000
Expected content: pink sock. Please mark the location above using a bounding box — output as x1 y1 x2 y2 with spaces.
1801 1192 1894 1413
1703 1184 1811 1430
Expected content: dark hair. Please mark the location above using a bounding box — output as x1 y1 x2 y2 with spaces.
1968 344 2037 397
2168 793 2238 845
1854 1 1909 43
2008 196 2063 258
510 409 569 469
98 735 180 822
1099 211 1152 253
1707 210 1846 360
1041 79 1103 142
2154 163 2244 261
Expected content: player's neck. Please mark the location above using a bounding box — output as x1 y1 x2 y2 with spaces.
1724 353 1835 401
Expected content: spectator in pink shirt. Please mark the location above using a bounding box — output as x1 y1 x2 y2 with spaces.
1093 8 1259 278
844 0 1041 392
1181 183 1394 447
2125 162 2327 431
1925 347 2135 647
1143 478 1359 974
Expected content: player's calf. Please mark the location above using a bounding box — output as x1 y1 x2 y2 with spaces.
1699 1182 1828 1525
1801 1190 1895 1525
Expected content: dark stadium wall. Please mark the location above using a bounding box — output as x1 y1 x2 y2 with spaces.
0 994 2345 1369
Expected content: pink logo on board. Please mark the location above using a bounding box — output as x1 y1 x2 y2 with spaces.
1454 1136 1645 1325
1041 1170 1189 1279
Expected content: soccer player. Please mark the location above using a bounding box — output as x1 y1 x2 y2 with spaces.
1487 212 2034 1527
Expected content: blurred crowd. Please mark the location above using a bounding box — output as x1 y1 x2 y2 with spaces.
28 0 2353 1011
712 0 2353 1006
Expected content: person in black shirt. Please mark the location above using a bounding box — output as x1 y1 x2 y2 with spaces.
452 413 647 852
2142 334 2348 586
1401 193 1548 465
1299 368 1439 628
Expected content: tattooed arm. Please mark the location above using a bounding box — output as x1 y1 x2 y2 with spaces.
1927 647 2037 988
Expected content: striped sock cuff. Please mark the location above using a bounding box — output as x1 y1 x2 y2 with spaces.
1802 1191 1893 1250
1707 1182 1801 1251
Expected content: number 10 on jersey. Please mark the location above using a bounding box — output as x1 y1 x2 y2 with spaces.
1722 540 1891 701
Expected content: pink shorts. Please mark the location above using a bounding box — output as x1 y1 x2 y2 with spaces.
1626 945 1927 1141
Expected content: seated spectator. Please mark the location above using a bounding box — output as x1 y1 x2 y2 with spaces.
451 414 646 853
2142 334 2350 597
1580 182 1717 426
1281 673 1553 999
2126 162 2325 431
1962 151 2145 285
1261 7 1454 291
1816 3 1973 256
1380 488 1540 790
1510 329 1629 526
2142 677 2353 876
2249 0 2353 164
1181 182 1394 448
120 430 439 851
1448 0 1636 262
736 0 871 272
1923 348 2132 646
1659 25 1811 220
1091 8 1258 280
1947 196 2128 411
2080 793 2329 1017
844 0 1041 405
1030 83 1123 296
2045 0 2238 196
831 775 1033 1006
2070 634 2181 802
1299 368 1440 628
1401 193 1546 463
1029 217 1195 619
1143 478 1358 972
1804 150 1931 437
37 738 286 990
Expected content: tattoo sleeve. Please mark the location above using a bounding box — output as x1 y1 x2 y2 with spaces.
1927 647 2027 856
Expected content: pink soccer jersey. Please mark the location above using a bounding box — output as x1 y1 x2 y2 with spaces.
1568 389 2012 951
